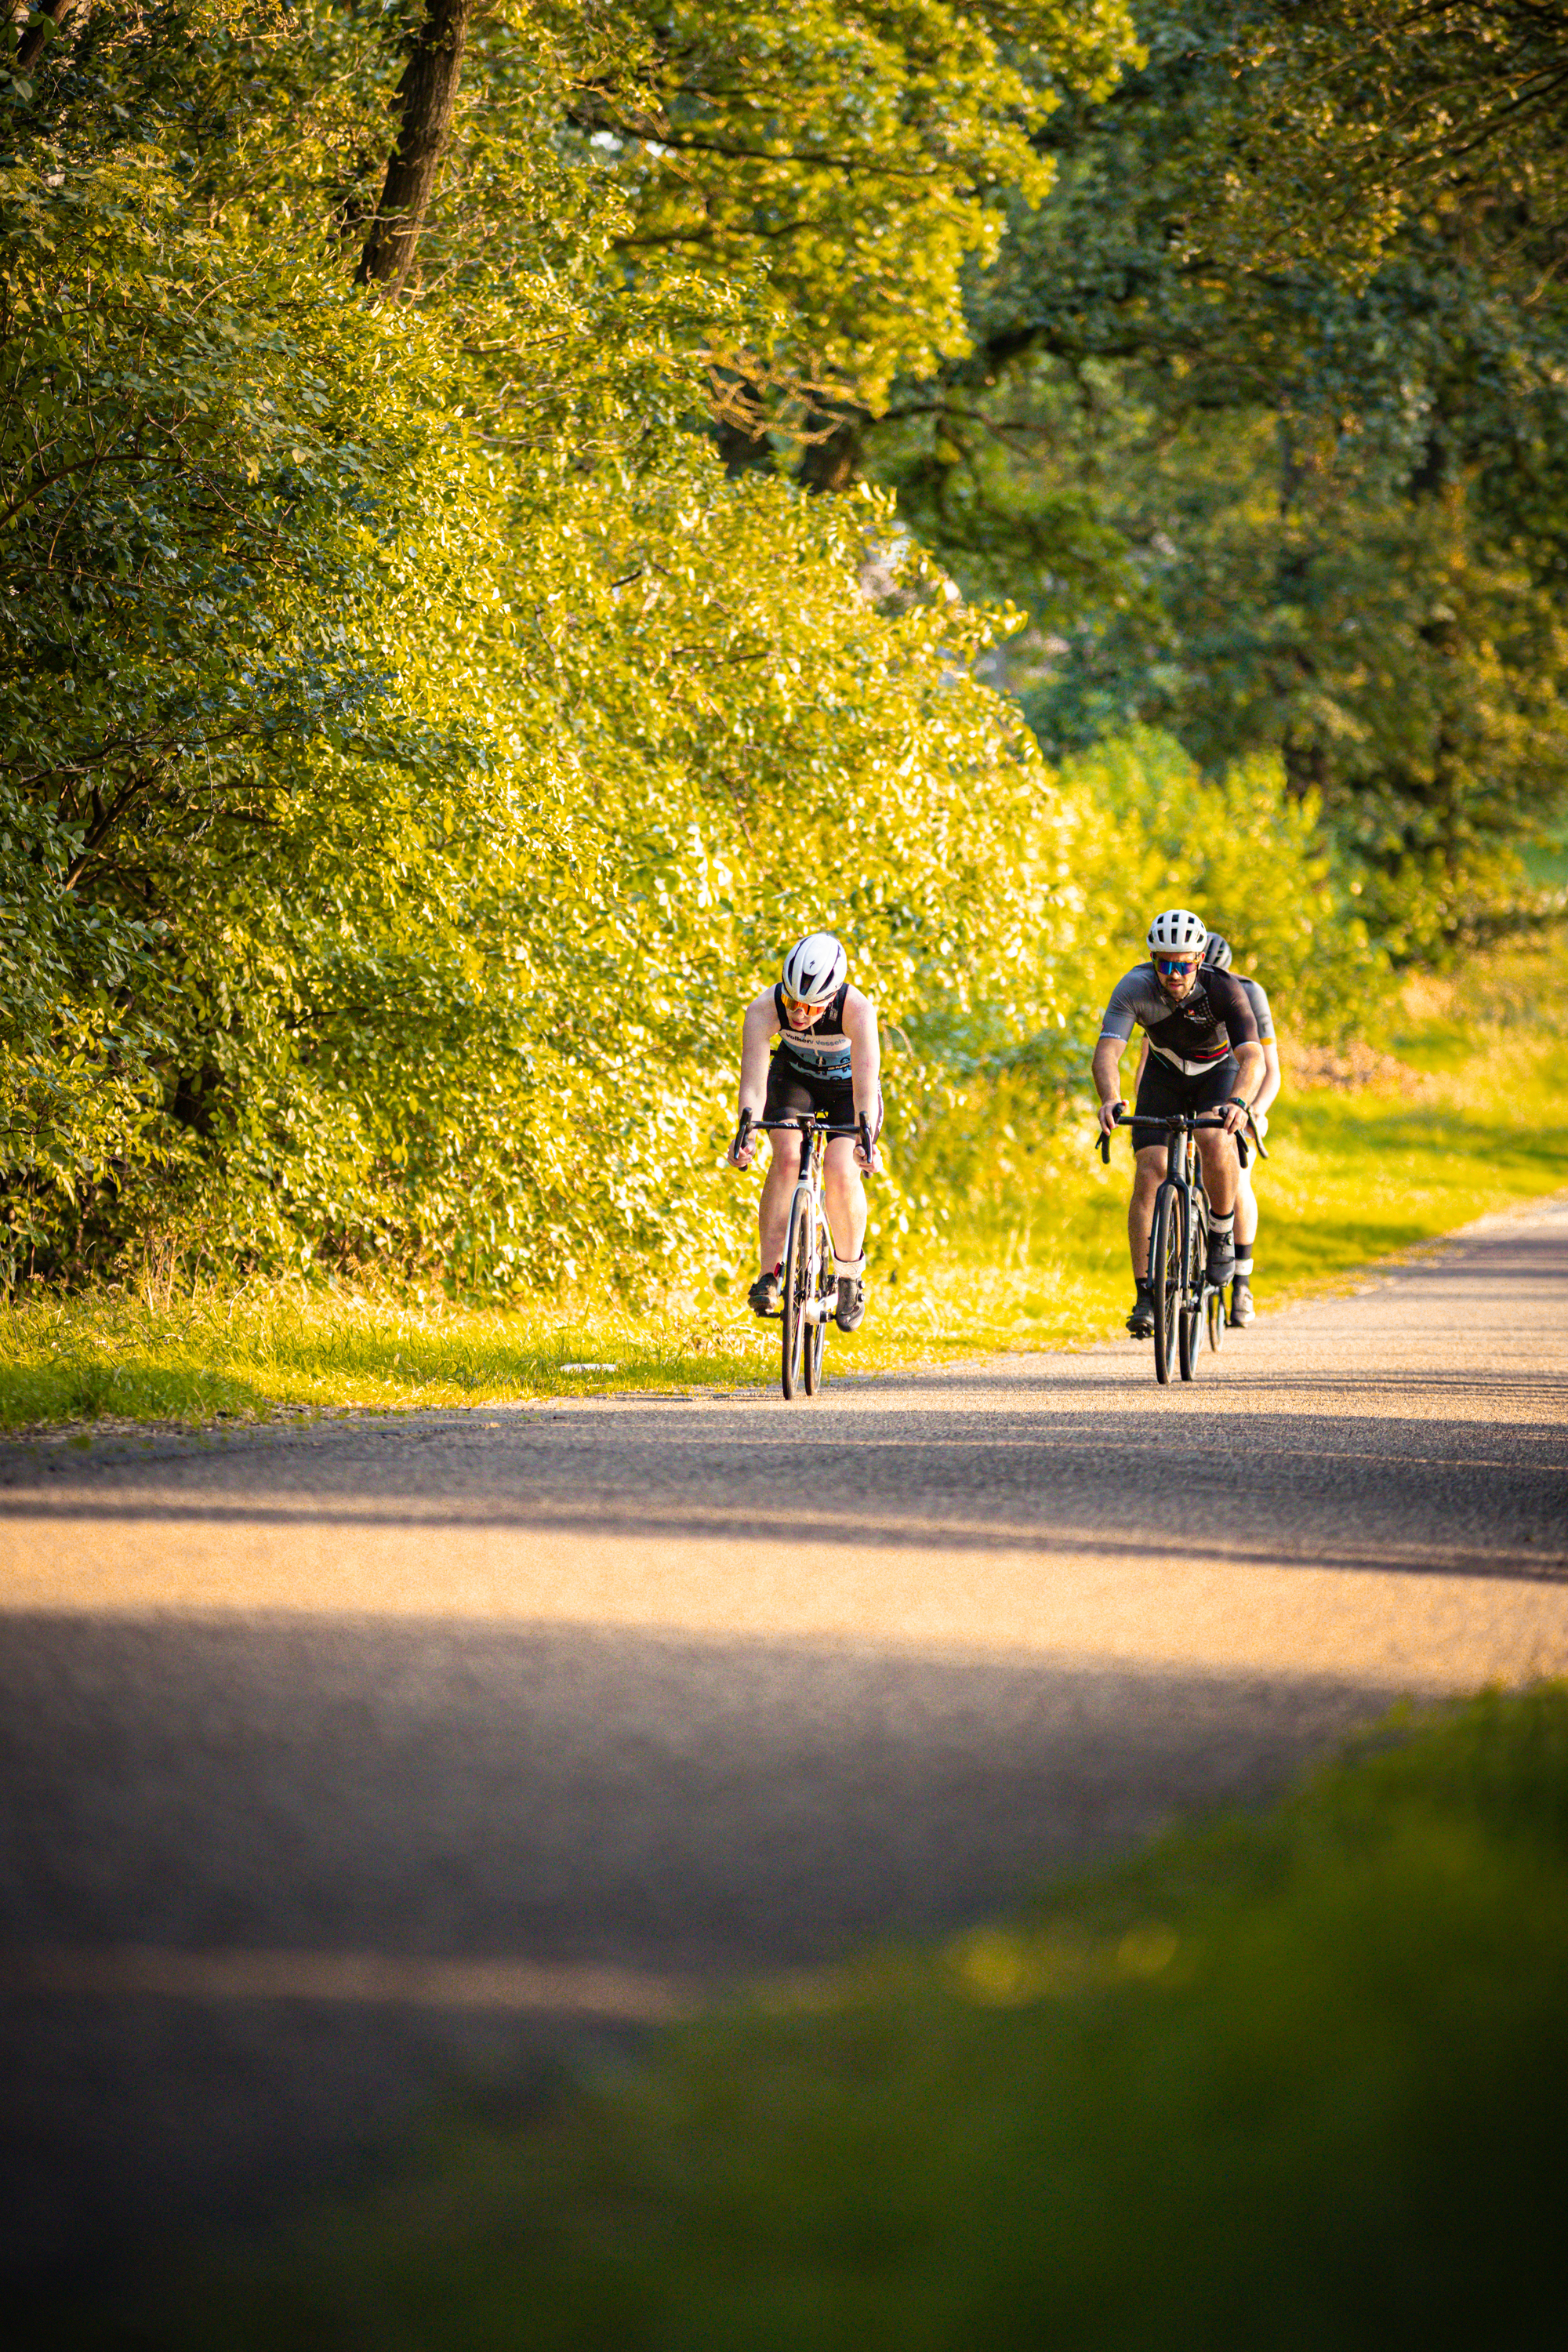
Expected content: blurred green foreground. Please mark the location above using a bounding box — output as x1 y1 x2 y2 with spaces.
92 1685 1568 2350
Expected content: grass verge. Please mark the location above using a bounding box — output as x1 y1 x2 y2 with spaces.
3 935 1566 1429
85 1682 1568 2350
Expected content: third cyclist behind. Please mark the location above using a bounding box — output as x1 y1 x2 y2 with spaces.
1199 934 1279 1326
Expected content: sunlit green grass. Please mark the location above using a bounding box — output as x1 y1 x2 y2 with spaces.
76 1685 1568 2351
2 938 1565 1430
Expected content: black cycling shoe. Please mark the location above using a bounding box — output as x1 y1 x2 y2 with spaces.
748 1270 781 1317
835 1275 866 1333
1229 1279 1255 1329
1206 1236 1236 1289
1127 1284 1154 1339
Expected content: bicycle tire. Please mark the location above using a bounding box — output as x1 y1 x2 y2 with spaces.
803 1206 831 1393
1150 1185 1181 1385
781 1186 814 1399
1179 1189 1205 1381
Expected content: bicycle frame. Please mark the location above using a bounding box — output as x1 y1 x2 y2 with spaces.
1100 1105 1263 1385
745 1112 863 1399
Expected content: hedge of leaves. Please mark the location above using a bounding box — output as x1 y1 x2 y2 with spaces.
0 3 1383 1294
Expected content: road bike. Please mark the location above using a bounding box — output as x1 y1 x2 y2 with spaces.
735 1109 871 1399
1100 1105 1267 1385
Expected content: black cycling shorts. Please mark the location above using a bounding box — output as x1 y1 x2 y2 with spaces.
1131 1052 1238 1152
761 1051 880 1145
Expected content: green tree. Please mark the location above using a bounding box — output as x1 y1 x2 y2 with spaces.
864 0 1568 953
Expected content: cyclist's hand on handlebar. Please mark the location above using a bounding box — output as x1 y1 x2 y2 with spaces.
1098 1097 1125 1138
855 1119 880 1176
1253 1107 1269 1140
730 1111 757 1171
1220 1095 1249 1135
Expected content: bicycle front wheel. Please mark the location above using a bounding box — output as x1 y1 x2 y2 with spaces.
781 1186 814 1400
1206 1283 1226 1356
1149 1185 1181 1386
803 1206 832 1395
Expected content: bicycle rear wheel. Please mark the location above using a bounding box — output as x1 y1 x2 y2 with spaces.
1149 1185 1181 1386
1179 1192 1207 1381
803 1206 832 1395
781 1187 814 1399
1206 1283 1226 1355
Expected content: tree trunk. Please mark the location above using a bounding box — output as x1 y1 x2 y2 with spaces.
714 416 775 477
357 0 473 294
16 0 88 73
797 409 864 495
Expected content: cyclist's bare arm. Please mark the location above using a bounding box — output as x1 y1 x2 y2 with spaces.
1254 1039 1281 1121
1230 1037 1265 1119
731 990 779 1167
1093 1036 1131 1134
840 987 881 1171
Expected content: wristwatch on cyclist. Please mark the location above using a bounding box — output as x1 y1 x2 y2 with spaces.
1229 1095 1250 1115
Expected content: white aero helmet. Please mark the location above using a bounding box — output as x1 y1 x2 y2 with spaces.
1146 908 1207 956
782 931 848 1005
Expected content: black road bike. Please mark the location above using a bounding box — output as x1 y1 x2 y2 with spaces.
736 1109 872 1399
1100 1106 1268 1385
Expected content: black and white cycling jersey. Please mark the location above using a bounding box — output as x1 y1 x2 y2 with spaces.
1100 963 1261 1076
772 981 853 1082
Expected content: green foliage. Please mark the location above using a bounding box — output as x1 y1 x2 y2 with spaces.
557 1 1141 412
868 0 1568 957
1 0 1554 1295
2 2 1112 1290
80 1684 1568 2348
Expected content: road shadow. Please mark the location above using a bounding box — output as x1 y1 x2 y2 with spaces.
4 1399 1563 1584
0 1610 1406 2296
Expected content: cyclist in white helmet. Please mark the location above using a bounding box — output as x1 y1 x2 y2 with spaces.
729 932 883 1332
1093 909 1264 1339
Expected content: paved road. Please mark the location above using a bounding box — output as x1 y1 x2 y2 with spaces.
2 1200 1566 2289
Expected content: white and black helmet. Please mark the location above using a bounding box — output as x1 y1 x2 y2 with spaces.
1146 908 1207 956
1202 933 1233 971
782 931 847 1004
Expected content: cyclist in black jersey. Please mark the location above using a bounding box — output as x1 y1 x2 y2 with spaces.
728 932 882 1333
1093 909 1264 1339
1131 932 1282 1327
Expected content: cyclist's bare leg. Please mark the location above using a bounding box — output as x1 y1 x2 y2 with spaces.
823 1136 867 1263
1128 1143 1167 1275
757 1132 804 1272
1234 1160 1258 1248
1195 1127 1239 1215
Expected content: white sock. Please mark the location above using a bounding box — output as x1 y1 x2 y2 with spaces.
833 1253 865 1280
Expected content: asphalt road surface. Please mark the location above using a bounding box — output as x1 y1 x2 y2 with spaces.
2 1198 1566 2292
